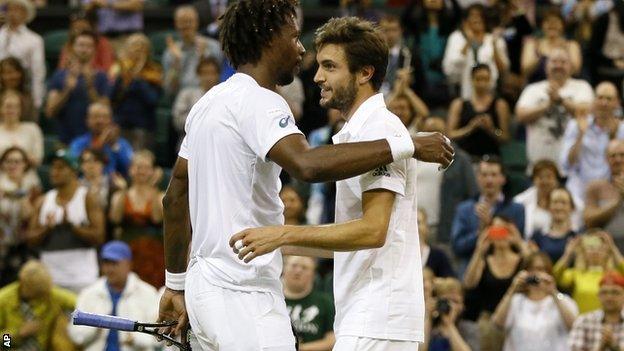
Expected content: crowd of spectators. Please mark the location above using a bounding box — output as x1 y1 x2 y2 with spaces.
6 0 624 349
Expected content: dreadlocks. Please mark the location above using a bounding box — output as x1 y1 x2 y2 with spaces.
219 0 299 69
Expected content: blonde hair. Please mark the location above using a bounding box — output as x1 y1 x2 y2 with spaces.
132 149 156 166
19 260 53 298
574 230 616 271
433 277 462 296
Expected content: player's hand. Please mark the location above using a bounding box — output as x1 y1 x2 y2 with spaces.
412 132 454 168
157 288 188 345
229 226 287 263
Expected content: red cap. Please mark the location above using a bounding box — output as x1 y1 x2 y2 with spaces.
600 272 624 288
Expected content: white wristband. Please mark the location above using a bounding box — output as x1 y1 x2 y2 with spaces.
165 270 186 291
386 132 415 161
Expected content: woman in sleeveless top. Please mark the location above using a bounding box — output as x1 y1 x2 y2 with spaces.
521 8 582 83
448 64 510 159
109 150 164 288
463 217 529 351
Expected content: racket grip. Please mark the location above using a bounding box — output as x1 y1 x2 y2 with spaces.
72 310 136 331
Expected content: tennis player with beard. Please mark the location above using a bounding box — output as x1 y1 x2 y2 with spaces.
158 2 453 350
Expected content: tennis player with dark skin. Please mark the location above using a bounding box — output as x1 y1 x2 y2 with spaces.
157 0 453 346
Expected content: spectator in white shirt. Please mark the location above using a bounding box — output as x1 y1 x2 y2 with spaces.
442 4 509 99
0 0 44 110
0 89 43 166
516 46 594 172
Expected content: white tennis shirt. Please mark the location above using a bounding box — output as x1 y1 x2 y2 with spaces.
179 73 303 295
332 94 425 342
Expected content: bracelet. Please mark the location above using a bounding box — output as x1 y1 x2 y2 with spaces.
165 270 186 291
387 132 415 161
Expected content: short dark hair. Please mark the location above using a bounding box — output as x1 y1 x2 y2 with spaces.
522 252 554 276
314 17 388 91
70 30 97 45
541 7 564 27
80 148 108 165
531 159 561 180
219 0 298 69
197 56 221 74
471 63 491 76
0 146 32 171
0 57 27 93
479 154 505 174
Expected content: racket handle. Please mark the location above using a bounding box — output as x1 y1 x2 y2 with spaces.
72 310 136 331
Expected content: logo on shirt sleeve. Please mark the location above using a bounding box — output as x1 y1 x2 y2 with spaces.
372 165 391 177
279 115 291 128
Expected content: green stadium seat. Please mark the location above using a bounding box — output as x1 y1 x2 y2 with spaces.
158 167 171 191
501 141 527 172
37 164 51 192
43 30 69 72
506 170 530 198
148 30 177 63
44 135 62 160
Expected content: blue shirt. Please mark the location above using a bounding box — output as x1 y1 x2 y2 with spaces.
532 229 577 262
451 195 525 276
48 70 110 143
69 133 134 176
560 117 624 201
111 78 161 131
105 282 123 351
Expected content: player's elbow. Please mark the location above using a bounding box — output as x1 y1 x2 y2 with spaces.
291 159 323 183
365 226 388 249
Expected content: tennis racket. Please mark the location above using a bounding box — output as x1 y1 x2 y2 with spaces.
71 310 191 350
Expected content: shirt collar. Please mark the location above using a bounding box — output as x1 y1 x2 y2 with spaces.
231 72 260 87
1 24 26 34
333 93 386 142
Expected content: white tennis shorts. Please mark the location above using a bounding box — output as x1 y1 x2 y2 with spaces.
333 336 419 351
185 264 296 351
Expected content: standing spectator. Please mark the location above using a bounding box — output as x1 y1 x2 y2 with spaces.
451 155 524 273
379 14 414 97
463 217 529 351
28 149 105 292
58 11 115 73
69 101 133 177
561 82 624 201
514 159 585 239
442 4 509 99
109 33 162 151
109 150 164 288
531 187 579 263
588 0 624 91
68 240 159 350
555 230 624 313
283 256 335 350
521 8 582 83
419 116 478 244
0 147 40 287
0 57 36 121
0 89 43 165
0 0 45 110
163 5 222 97
419 208 456 278
492 252 578 351
569 271 624 351
447 64 511 159
584 139 624 251
83 0 144 50
387 70 430 133
46 30 110 144
516 47 594 171
0 260 76 350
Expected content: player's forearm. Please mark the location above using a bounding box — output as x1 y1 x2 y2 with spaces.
162 161 191 273
281 220 386 251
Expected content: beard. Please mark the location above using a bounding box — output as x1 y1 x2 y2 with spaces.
320 75 357 112
277 70 295 87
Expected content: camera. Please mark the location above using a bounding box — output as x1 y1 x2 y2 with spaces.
525 275 540 286
432 298 452 327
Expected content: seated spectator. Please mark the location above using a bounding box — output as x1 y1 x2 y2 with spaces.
379 14 416 97
561 82 624 201
0 147 40 287
584 139 624 251
555 230 624 313
68 240 159 350
45 30 110 144
0 260 76 350
163 5 222 97
0 57 37 121
588 1 624 91
58 11 115 73
69 101 133 177
281 185 306 226
569 271 624 350
424 277 475 351
516 47 594 171
28 149 105 292
82 0 144 50
531 187 579 263
418 117 478 244
79 148 122 211
451 155 524 273
447 64 510 159
283 256 335 350
172 57 221 137
0 90 43 166
492 252 579 351
521 8 582 83
109 150 164 288
419 208 456 278
387 70 430 134
463 217 529 351
109 33 162 151
442 4 509 99
514 159 584 239
0 0 44 109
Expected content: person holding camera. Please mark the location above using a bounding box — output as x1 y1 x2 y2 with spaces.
492 252 578 351
424 277 476 351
